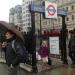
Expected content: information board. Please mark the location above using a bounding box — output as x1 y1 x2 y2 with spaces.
49 37 59 55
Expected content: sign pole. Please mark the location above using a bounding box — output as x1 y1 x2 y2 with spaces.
61 15 68 64
31 12 38 72
40 13 42 45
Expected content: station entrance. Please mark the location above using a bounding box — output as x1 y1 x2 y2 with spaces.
26 1 68 72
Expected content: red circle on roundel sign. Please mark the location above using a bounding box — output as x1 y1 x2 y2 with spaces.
47 5 56 16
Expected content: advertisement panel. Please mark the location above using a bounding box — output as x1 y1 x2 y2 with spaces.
45 1 57 18
49 37 59 55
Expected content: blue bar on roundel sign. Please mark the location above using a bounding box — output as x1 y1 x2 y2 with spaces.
57 8 67 16
30 4 45 13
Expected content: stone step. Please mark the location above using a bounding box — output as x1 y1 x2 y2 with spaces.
37 60 65 72
0 58 65 73
20 63 32 72
37 61 51 72
0 58 32 72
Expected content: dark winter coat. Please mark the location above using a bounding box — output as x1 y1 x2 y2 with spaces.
38 46 49 58
68 35 75 54
5 38 25 66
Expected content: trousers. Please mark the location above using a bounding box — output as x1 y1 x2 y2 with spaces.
8 64 19 75
69 52 75 64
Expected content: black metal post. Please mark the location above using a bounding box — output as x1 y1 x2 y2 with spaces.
31 12 37 72
40 13 42 45
61 15 68 64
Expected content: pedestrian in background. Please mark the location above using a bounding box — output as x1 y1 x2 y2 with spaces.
38 41 49 63
68 29 75 65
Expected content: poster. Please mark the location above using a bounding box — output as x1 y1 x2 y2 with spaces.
49 37 59 54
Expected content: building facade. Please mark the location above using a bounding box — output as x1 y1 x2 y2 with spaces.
9 0 75 32
56 1 75 30
22 0 57 32
40 0 75 31
22 0 36 32
22 0 56 33
9 8 15 24
9 5 23 31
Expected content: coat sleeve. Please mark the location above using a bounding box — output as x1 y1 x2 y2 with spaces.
14 41 25 56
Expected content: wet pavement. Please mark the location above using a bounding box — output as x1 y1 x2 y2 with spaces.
36 66 75 75
0 63 75 75
0 63 8 75
0 49 75 75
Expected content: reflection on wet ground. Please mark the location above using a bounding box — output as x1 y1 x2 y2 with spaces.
0 63 75 75
33 65 75 75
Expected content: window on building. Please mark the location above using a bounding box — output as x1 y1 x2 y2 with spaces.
72 15 74 20
62 7 65 10
66 17 69 21
28 23 31 25
66 7 69 11
49 20 51 24
71 5 74 10
26 6 29 8
27 2 29 4
55 19 57 22
58 18 60 22
23 0 24 2
26 14 27 17
43 21 47 25
26 10 29 13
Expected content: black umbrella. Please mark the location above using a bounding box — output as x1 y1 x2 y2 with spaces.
0 21 24 41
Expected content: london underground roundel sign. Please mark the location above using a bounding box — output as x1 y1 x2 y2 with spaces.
47 5 56 16
45 1 57 18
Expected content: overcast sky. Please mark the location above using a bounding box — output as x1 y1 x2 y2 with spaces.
0 0 22 22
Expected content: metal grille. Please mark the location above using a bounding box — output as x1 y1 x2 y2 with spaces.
26 53 32 65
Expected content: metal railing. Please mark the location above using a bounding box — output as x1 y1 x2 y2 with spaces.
0 48 5 59
0 48 33 75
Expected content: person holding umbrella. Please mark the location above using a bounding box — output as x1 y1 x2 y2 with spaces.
3 30 27 75
0 21 27 75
